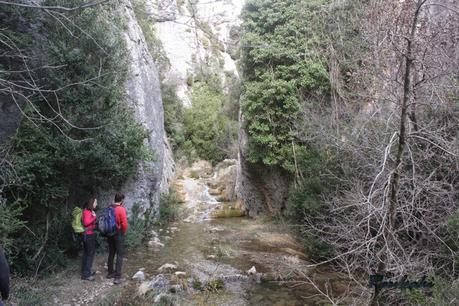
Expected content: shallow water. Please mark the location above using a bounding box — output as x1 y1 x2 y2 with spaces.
123 177 331 305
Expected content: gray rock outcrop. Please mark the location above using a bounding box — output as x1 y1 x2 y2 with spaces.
100 1 175 216
152 0 244 105
235 111 292 217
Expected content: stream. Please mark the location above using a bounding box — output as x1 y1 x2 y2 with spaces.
117 174 337 306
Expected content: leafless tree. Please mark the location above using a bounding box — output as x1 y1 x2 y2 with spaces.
295 0 458 304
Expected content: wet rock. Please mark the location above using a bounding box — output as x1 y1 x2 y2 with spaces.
208 227 224 233
209 160 237 201
149 236 165 248
149 240 165 248
158 263 177 272
132 270 146 281
246 266 257 275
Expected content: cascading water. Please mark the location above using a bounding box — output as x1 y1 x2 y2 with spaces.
182 178 220 222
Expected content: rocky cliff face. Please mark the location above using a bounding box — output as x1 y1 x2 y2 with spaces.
102 0 175 216
148 0 290 217
235 111 292 217
149 0 243 105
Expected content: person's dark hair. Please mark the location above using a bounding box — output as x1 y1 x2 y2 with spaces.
85 197 97 210
114 192 125 203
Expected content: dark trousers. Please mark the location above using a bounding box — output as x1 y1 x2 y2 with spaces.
107 233 124 279
82 233 96 278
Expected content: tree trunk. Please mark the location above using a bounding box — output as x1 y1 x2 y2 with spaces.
370 1 426 304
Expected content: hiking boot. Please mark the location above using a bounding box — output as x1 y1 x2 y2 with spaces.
82 275 95 281
113 278 122 285
106 273 116 279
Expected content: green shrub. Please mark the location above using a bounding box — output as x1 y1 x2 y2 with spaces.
0 200 25 257
1 0 149 275
162 83 185 152
300 232 334 261
241 0 331 171
183 82 237 164
158 188 182 224
205 279 225 292
125 203 150 249
285 146 330 219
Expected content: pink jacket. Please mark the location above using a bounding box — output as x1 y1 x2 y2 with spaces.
82 209 96 235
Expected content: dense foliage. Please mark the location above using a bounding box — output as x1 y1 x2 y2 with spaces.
0 1 148 274
241 0 330 171
241 0 458 303
183 80 238 164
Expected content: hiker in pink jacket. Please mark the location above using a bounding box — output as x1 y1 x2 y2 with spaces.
82 197 97 281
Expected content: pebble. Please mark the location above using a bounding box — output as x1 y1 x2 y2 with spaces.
132 270 146 281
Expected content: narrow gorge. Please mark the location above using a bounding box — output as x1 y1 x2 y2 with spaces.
0 0 458 305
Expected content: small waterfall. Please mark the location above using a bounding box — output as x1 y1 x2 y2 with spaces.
182 178 220 222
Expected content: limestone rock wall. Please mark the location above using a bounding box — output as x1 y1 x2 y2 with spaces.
149 0 243 105
235 111 292 217
100 1 175 217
